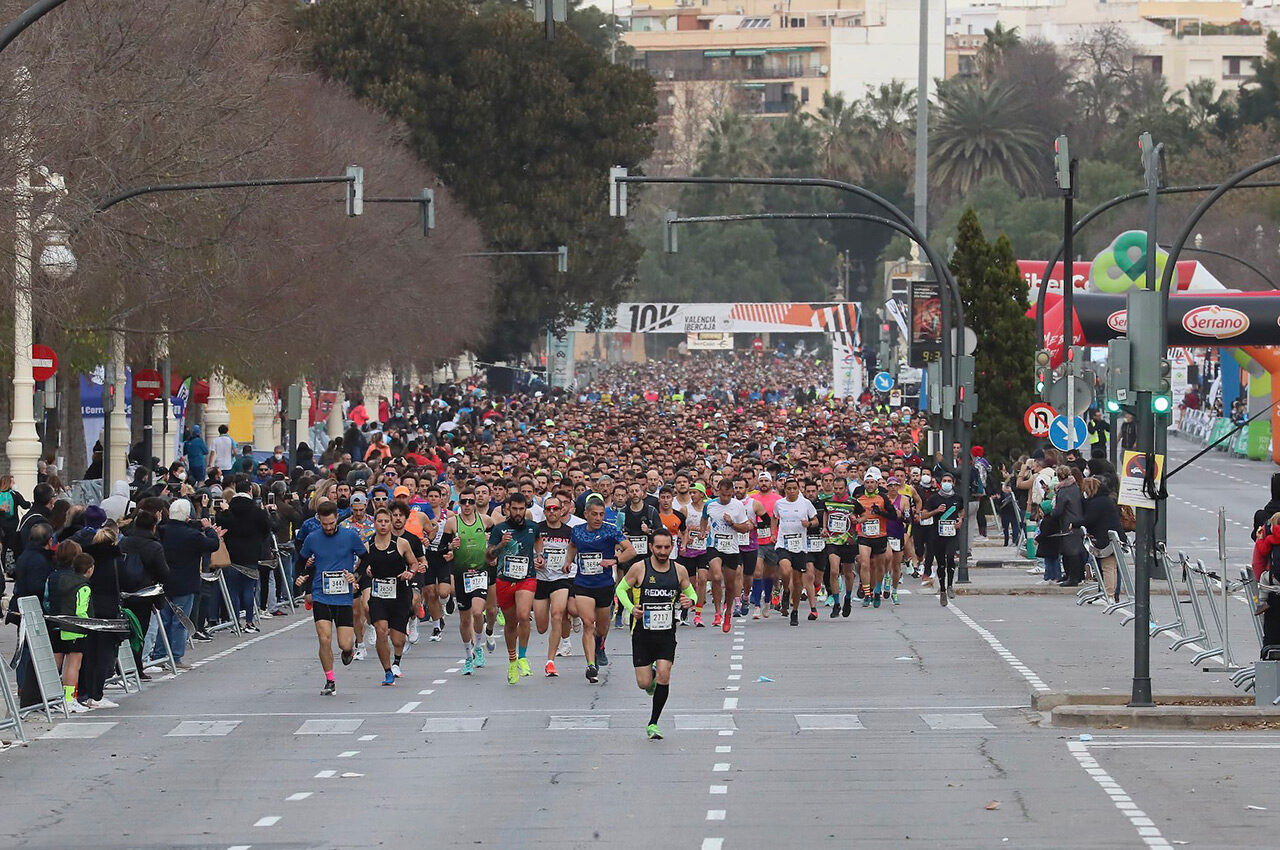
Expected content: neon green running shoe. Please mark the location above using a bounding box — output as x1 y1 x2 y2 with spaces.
518 657 531 677
496 609 506 627
646 724 663 740
507 660 519 685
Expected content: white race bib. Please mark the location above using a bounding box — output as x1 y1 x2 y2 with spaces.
714 534 735 551
579 552 604 576
920 517 934 526
939 520 957 538
544 548 567 571
503 555 530 581
372 578 397 600
463 570 489 593
806 536 825 553
643 605 673 630
628 536 649 555
736 532 752 547
827 514 849 535
888 537 902 552
322 572 349 595
688 533 706 551
782 533 804 553
861 519 881 537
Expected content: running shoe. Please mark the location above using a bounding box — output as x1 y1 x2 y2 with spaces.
507 660 519 685
947 586 956 599
862 597 871 608
84 697 119 709
722 607 732 633
485 634 496 653
497 609 506 627
872 594 881 609
646 667 657 696
191 631 213 643
463 655 474 675
557 637 572 657
597 641 609 667
244 623 260 634
856 584 865 600
713 612 722 628
807 608 818 621
891 588 900 605
829 599 840 618
518 658 531 677
341 647 354 666
789 609 798 626
354 646 366 662
391 663 403 678
939 589 948 607
646 724 663 740
883 583 892 600
474 645 487 668
66 698 91 714
382 670 396 686
364 625 376 646
430 625 442 642
407 618 420 644
572 616 582 634
828 593 839 609
694 613 705 628
321 679 337 696
446 595 456 614
545 660 558 677
586 664 599 683
842 596 852 618
752 605 762 620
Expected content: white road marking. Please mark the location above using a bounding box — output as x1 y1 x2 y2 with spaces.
796 714 865 731
701 840 724 850
39 722 116 739
285 793 311 801
165 720 240 737
337 751 358 758
921 713 994 730
253 816 280 827
715 745 731 753
706 810 726 821
712 763 730 772
396 702 421 714
722 698 738 710
710 785 727 794
418 689 435 695
314 770 336 779
948 604 1051 693
294 719 363 735
1069 741 1169 847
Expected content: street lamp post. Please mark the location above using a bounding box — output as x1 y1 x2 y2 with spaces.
6 67 76 495
462 246 569 273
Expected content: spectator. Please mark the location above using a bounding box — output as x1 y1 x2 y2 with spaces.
15 482 56 557
217 480 272 633
72 514 123 705
119 509 171 672
101 479 133 522
8 521 54 621
1120 411 1138 451
270 445 289 476
231 444 256 476
45 542 93 712
1051 465 1087 587
155 498 221 669
209 424 235 474
0 473 32 568
183 425 208 483
1081 476 1125 599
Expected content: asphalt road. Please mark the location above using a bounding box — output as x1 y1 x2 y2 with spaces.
2 437 1277 849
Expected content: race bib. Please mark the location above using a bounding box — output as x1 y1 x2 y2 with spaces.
579 552 604 576
861 519 881 537
322 572 349 595
642 605 673 630
827 514 849 535
372 578 397 600
504 555 530 581
888 537 902 552
806 536 825 553
629 536 649 555
736 532 752 547
463 570 488 593
782 533 804 552
939 520 957 538
687 533 706 550
544 548 568 571
920 516 934 526
714 534 735 551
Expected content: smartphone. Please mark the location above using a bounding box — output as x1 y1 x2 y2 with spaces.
267 493 275 506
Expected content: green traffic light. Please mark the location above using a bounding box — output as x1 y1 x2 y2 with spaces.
1152 395 1172 414
1105 399 1121 414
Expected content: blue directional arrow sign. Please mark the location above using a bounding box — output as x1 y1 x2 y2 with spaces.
873 371 895 393
1048 414 1089 452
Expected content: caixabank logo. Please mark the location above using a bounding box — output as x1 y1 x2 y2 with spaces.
1181 304 1249 339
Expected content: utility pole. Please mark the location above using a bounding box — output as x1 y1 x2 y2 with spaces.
914 0 929 235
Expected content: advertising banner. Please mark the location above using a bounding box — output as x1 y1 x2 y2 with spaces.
686 332 732 351
546 332 576 390
1049 292 1280 348
570 302 860 336
908 280 941 367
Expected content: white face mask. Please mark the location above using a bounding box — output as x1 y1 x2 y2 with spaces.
941 482 954 494
274 453 283 460
176 471 187 482
920 475 932 486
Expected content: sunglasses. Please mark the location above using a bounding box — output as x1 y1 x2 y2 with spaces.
372 496 389 502
458 499 476 505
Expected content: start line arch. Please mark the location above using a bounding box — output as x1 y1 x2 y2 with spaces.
562 302 864 397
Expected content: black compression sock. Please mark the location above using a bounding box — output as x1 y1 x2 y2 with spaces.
394 654 402 665
650 683 670 725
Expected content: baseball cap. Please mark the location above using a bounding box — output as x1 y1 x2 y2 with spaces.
864 466 883 481
691 482 707 495
351 492 368 504
393 485 411 499
757 471 772 481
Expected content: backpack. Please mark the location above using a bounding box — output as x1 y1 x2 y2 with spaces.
119 548 147 592
0 489 14 517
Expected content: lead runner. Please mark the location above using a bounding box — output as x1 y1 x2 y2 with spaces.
614 528 697 740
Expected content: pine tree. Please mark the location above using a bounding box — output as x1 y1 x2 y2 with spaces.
948 208 1036 464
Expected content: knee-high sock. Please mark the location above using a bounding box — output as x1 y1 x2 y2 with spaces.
650 683 670 725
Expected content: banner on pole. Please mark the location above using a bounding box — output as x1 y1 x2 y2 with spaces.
547 332 576 390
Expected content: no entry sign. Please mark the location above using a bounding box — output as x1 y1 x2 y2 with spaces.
30 344 57 382
132 369 164 401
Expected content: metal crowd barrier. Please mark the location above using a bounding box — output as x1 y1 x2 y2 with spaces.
1150 547 1188 639
1233 567 1266 691
0 658 25 743
1105 531 1137 624
202 568 242 636
14 597 68 721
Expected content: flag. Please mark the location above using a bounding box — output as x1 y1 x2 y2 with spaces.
173 376 192 418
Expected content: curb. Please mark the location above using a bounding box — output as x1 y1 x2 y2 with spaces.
1032 692 1255 711
1051 704 1280 729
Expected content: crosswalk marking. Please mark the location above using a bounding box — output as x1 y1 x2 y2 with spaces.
675 715 737 731
421 717 486 733
920 713 995 730
548 715 610 730
294 719 363 735
39 722 117 739
166 720 241 737
796 714 864 730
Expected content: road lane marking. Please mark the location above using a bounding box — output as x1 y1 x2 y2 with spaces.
1068 741 1170 848
285 793 311 801
396 702 421 713
948 603 1051 693
253 816 280 827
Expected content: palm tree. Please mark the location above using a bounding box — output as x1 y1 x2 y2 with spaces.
810 90 860 180
1183 78 1232 130
930 79 1041 196
978 22 1021 79
687 109 767 212
855 81 915 178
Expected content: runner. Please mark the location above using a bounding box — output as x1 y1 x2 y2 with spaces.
749 472 781 619
680 482 710 626
295 501 367 695
564 495 637 683
704 478 753 633
770 477 818 626
360 507 418 685
439 487 494 674
922 471 966 605
820 477 860 617
488 492 539 684
533 495 574 677
853 467 897 609
422 485 453 641
388 501 430 647
733 477 761 618
340 491 375 660
614 529 697 740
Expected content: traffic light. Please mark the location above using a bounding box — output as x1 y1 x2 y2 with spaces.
609 166 628 217
1153 357 1172 414
1105 338 1130 414
345 165 364 217
663 209 678 254
1053 135 1071 192
556 245 569 274
1034 349 1053 398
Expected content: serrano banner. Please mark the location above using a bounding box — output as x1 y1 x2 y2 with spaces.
1042 292 1280 348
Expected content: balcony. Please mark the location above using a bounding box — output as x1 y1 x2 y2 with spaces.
643 48 827 82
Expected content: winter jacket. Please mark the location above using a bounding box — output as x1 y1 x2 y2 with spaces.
101 480 132 522
217 494 272 567
118 526 171 590
1050 481 1086 557
159 520 220 597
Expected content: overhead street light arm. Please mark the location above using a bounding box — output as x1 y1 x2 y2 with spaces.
94 173 359 214
0 0 74 56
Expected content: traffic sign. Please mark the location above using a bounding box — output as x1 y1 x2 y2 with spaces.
1048 414 1088 452
873 371 895 393
888 388 903 408
1047 375 1093 417
132 368 164 402
30 344 57 382
1023 402 1057 437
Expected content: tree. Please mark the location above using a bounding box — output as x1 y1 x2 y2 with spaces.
931 175 1059 259
931 80 1042 197
1239 31 1280 128
301 0 656 356
949 209 1035 464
